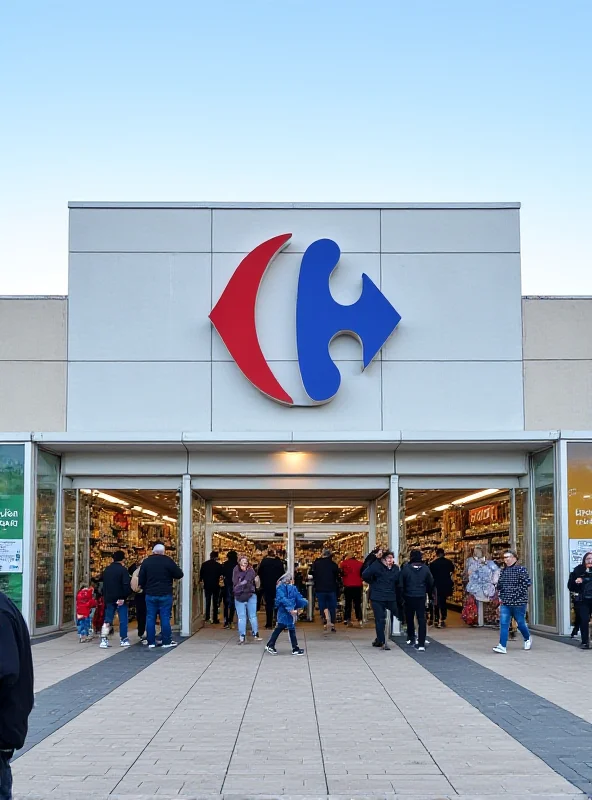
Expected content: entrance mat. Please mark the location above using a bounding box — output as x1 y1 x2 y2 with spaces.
14 639 188 760
395 636 592 795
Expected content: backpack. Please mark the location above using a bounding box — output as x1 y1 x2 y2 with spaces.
131 567 142 594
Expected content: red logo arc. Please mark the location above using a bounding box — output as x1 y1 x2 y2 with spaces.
209 233 294 405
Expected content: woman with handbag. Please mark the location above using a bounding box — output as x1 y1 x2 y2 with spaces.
232 555 262 645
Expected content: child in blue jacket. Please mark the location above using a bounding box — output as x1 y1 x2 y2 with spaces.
265 573 307 656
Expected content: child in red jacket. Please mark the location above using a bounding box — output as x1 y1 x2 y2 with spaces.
76 585 97 642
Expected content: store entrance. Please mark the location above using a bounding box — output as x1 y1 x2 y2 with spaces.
60 488 180 635
401 487 527 630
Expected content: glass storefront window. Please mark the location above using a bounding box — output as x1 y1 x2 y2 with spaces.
36 450 60 628
532 449 556 628
0 444 25 609
62 490 76 625
192 492 206 627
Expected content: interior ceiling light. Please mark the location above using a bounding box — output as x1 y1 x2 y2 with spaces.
132 505 143 511
433 503 451 512
452 489 501 505
142 509 159 517
405 514 418 521
162 515 176 523
96 492 129 506
80 488 91 494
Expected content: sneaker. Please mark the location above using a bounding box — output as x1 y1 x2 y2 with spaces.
223 623 230 629
265 645 278 654
252 634 262 642
372 639 382 647
141 639 149 645
148 644 157 649
580 643 590 649
78 636 85 643
406 639 414 646
99 637 110 649
524 639 532 651
493 644 507 654
359 620 364 627
120 638 131 647
162 641 177 649
238 635 246 645
435 622 441 629
416 646 426 652
292 648 305 656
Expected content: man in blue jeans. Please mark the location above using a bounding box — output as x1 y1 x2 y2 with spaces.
139 544 183 649
100 550 132 648
493 550 532 654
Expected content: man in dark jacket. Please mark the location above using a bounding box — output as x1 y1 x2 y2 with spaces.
399 549 434 651
100 550 132 649
311 549 340 632
0 591 34 800
139 543 183 649
429 548 455 628
221 550 238 628
362 550 399 650
257 549 285 629
200 551 222 624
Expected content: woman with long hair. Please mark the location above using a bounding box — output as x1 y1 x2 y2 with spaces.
232 555 262 645
568 551 592 649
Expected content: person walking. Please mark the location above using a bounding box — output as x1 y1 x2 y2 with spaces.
129 561 147 643
221 550 238 629
362 549 400 650
233 555 262 645
265 572 308 655
429 548 455 628
75 583 97 642
399 549 434 651
257 548 285 629
200 551 223 624
311 548 340 632
493 550 532 654
568 551 592 649
340 552 364 626
139 543 183 649
0 589 34 800
100 551 132 648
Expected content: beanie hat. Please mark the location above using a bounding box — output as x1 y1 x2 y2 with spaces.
410 549 423 563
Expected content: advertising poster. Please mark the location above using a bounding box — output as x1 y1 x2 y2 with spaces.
0 445 25 608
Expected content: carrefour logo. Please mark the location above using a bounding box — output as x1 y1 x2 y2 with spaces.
210 233 401 405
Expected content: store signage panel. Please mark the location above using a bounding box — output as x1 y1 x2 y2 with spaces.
0 445 25 607
567 443 592 568
210 233 401 405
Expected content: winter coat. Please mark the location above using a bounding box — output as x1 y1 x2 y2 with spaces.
257 556 285 591
568 562 592 602
497 562 531 606
275 583 308 627
362 559 400 609
399 561 434 598
233 566 257 602
139 555 183 597
200 558 222 590
340 558 364 588
429 557 455 596
0 591 34 751
101 562 132 604
76 587 97 618
311 556 339 593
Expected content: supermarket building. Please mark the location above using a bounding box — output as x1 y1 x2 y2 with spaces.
1 201 592 638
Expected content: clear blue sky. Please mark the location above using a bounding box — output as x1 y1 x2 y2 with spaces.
0 1 590 295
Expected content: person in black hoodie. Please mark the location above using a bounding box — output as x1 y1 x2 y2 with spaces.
399 549 434 651
221 550 239 629
311 549 340 632
429 548 455 628
568 551 592 649
257 549 285 629
100 550 132 649
362 549 399 650
0 590 34 800
200 551 222 624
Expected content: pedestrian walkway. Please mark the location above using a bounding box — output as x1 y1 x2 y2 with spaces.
10 623 591 799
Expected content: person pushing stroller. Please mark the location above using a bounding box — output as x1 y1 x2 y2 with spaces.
265 572 307 656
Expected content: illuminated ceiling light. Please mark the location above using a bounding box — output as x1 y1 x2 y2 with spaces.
405 514 417 522
433 504 451 512
80 489 91 494
142 509 159 517
162 515 176 523
96 492 129 506
132 506 143 511
452 489 501 506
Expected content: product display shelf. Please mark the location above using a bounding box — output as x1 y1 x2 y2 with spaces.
36 488 58 627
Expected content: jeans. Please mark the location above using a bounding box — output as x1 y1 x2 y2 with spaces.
205 587 220 622
223 586 235 626
499 603 530 647
263 587 277 628
577 600 592 645
146 594 173 646
0 751 13 800
235 594 258 637
371 599 397 644
267 622 298 650
76 616 91 637
405 595 427 647
316 591 337 625
104 601 128 640
344 587 363 621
